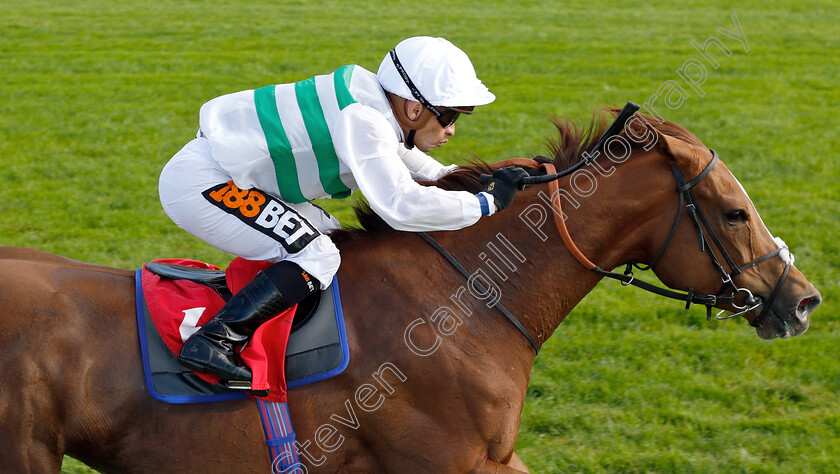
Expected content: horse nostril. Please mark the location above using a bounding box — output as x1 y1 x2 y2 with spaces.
796 295 821 321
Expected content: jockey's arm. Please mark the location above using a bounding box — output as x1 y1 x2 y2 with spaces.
397 146 459 181
334 103 494 232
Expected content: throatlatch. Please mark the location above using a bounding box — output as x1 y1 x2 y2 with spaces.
475 101 794 326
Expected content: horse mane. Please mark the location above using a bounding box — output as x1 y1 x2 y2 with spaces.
330 108 704 242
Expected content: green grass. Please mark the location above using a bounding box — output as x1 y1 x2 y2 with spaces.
1 0 837 472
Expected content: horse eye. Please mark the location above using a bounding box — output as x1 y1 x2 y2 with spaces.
726 210 748 223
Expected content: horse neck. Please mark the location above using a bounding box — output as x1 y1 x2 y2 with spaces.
433 150 674 355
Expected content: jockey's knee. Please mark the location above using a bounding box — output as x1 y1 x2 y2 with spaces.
285 235 340 290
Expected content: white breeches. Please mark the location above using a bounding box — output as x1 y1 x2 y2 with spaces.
159 137 341 289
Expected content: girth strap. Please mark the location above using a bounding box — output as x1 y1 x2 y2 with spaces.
416 232 541 354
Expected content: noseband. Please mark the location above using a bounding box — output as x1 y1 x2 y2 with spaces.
537 148 794 326
421 103 793 354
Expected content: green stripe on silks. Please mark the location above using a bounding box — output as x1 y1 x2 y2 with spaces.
254 85 307 203
333 64 357 111
294 78 352 199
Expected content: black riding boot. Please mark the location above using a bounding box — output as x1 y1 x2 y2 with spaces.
177 261 319 388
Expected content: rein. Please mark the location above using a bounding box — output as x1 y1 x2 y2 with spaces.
419 103 793 354
416 232 542 354
417 157 552 354
540 150 792 324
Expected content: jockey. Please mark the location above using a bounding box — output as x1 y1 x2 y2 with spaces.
159 36 528 388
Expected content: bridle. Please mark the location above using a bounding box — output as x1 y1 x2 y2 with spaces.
533 148 794 326
512 102 795 328
419 102 795 354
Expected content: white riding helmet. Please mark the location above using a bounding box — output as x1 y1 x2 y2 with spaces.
377 36 495 108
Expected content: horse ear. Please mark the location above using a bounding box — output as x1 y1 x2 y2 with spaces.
654 129 706 177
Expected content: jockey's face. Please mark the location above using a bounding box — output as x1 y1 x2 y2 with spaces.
411 109 456 153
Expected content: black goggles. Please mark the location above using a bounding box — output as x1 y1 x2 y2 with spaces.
389 49 473 128
433 106 473 128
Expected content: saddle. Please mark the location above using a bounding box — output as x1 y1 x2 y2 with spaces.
135 258 349 403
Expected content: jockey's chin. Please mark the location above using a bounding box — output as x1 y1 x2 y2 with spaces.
412 119 455 153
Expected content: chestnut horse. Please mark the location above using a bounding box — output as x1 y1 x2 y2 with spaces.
0 112 820 473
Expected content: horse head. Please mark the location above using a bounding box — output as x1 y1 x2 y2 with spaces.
333 109 821 346
644 126 821 340
505 109 822 344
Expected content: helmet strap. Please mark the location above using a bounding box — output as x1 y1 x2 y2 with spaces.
405 129 417 150
386 92 425 150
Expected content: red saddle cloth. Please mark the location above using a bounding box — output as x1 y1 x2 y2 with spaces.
141 257 295 402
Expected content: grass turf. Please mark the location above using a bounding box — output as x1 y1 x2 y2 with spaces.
0 0 837 472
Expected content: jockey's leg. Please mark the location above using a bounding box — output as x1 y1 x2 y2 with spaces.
159 136 341 386
176 260 320 384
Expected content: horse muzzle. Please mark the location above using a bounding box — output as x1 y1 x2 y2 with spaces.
752 292 821 340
